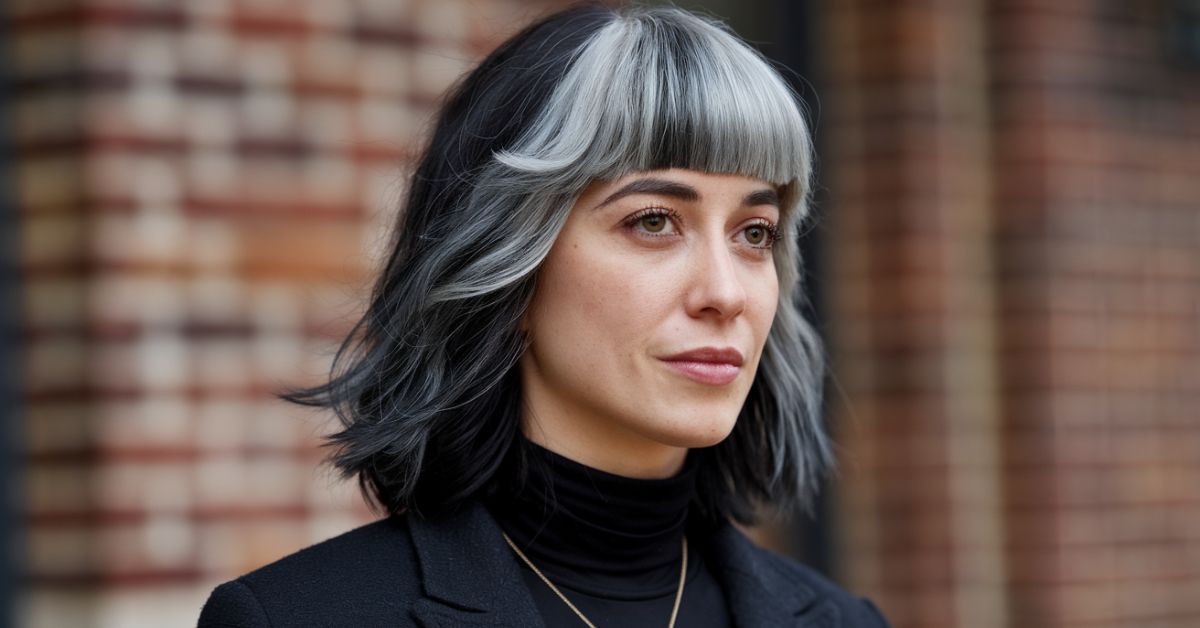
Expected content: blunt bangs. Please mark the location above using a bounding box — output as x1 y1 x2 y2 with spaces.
497 10 810 194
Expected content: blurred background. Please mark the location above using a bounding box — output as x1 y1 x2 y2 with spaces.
5 0 1200 626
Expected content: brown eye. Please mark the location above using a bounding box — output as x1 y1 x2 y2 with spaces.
622 207 679 238
745 225 767 245
640 214 668 233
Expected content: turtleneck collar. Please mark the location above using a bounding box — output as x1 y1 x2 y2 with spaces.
485 439 699 595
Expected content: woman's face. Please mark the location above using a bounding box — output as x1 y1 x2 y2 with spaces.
519 168 781 478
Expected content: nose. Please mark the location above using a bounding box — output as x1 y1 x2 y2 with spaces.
684 239 747 320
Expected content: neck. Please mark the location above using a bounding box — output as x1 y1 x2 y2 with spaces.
486 438 697 591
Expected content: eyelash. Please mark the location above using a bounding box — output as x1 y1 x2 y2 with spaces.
620 207 780 249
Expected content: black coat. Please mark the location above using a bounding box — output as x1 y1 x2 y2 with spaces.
198 501 889 627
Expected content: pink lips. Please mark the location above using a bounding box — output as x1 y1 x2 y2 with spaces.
659 347 744 386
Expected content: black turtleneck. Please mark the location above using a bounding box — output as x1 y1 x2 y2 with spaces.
485 440 733 628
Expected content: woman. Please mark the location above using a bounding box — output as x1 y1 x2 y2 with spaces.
200 4 889 627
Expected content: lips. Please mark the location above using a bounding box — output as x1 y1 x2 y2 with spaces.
658 347 744 386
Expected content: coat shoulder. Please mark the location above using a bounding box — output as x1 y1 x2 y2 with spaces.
198 516 422 628
750 544 891 628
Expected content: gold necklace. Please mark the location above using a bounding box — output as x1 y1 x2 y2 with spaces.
501 531 688 628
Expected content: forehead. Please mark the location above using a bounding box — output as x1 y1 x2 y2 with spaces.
609 168 772 188
578 168 779 209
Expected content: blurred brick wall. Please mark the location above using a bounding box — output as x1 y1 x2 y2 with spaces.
14 1 1200 627
11 1 569 626
825 2 1200 628
992 3 1200 626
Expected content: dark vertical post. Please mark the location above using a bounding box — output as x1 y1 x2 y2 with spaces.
0 5 21 626
1167 0 1200 65
764 0 836 579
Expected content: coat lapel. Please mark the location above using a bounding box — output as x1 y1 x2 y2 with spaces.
708 523 841 628
407 503 546 628
406 501 839 628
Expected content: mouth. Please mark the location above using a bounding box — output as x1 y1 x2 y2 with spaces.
658 347 744 386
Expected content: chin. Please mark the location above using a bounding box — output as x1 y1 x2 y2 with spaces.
643 411 739 449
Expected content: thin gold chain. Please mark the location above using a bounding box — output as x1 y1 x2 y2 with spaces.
501 531 688 628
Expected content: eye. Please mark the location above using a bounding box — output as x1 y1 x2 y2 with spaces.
640 213 669 233
622 207 680 237
744 225 768 245
740 220 779 249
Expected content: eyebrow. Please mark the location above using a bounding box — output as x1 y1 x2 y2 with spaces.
745 188 780 208
594 177 780 210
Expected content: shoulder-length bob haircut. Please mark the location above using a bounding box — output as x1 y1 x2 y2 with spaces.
284 4 832 524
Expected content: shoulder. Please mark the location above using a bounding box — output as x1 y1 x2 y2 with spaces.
198 516 422 628
709 525 890 628
748 537 892 624
755 546 890 627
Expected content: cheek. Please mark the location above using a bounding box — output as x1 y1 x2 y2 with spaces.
529 240 660 359
748 270 780 343
758 275 780 319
